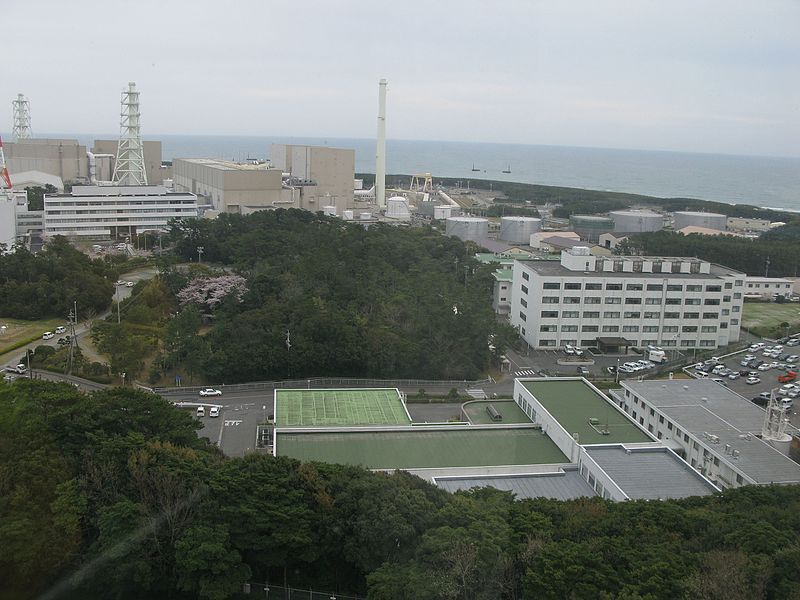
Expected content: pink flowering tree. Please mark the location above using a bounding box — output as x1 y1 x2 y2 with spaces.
176 275 249 310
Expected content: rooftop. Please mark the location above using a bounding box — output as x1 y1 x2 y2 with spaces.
619 380 800 485
274 388 411 428
276 427 568 469
522 379 652 445
492 268 513 282
435 468 596 500
475 253 514 265
585 445 717 499
517 257 743 279
463 400 533 424
174 157 277 172
49 185 192 198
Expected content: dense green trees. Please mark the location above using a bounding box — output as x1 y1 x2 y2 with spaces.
3 380 800 600
0 236 117 319
159 210 499 383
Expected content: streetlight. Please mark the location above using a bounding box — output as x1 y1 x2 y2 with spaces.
121 372 126 387
197 246 204 264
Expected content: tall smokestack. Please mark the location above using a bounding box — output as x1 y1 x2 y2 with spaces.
376 78 387 208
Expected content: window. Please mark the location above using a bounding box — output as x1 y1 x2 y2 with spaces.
625 297 642 304
623 325 639 332
720 322 728 329
731 318 739 325
699 340 715 347
583 311 600 318
685 298 701 305
722 308 730 315
646 284 663 291
724 282 733 289
585 283 602 290
563 310 579 318
602 325 620 332
680 340 695 347
605 297 622 304
541 311 558 318
606 283 623 290
540 325 557 332
667 284 683 291
704 299 721 305
585 297 601 304
623 311 641 319
564 297 581 304
565 282 582 290
665 298 681 305
735 280 743 287
686 285 702 292
701 325 717 333
650 408 655 416
518 297 528 309
522 272 530 281
626 283 643 291
705 285 722 292
642 325 659 332
603 311 621 318
644 311 660 319
702 312 718 319
561 325 578 332
540 339 557 347
663 325 679 332
519 311 527 321
581 325 599 332
722 296 731 302
733 293 741 299
645 297 661 305
682 326 698 332
683 312 699 319
521 285 529 294
542 281 558 289
542 296 559 303
732 306 740 313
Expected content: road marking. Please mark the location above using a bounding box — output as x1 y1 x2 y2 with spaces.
224 420 242 426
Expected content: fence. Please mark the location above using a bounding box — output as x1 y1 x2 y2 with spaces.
154 377 493 395
239 582 362 599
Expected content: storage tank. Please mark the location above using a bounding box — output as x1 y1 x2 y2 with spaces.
499 216 541 243
445 216 489 242
569 215 614 242
386 196 411 220
434 205 453 220
673 211 727 231
610 210 663 233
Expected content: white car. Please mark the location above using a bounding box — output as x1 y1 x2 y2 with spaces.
788 388 800 398
564 345 575 355
115 280 126 286
125 281 135 287
746 376 761 384
758 364 772 371
788 355 799 363
209 406 220 418
54 326 66 334
199 388 222 397
196 406 205 417
42 331 54 340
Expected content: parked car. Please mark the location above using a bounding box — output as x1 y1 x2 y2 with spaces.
564 344 575 355
199 388 223 397
751 395 768 406
728 372 740 380
54 326 66 334
749 342 765 351
42 331 54 340
787 355 799 363
209 406 220 418
115 280 125 286
758 364 772 371
711 378 727 386
746 376 761 384
787 339 800 347
125 281 135 287
196 406 205 417
606 366 618 375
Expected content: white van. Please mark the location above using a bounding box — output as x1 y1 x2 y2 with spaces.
196 406 205 418
780 398 793 410
42 331 54 340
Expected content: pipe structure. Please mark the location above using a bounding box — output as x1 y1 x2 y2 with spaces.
376 79 387 208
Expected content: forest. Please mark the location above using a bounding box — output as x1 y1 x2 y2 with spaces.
2 379 800 600
150 209 501 383
619 231 800 278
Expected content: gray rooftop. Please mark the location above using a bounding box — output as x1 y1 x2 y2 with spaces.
435 469 597 501
518 259 742 279
585 445 718 499
620 380 800 485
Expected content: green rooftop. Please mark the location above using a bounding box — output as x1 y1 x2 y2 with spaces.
275 388 411 428
276 428 567 469
463 400 533 424
475 253 514 265
492 268 513 282
522 380 651 445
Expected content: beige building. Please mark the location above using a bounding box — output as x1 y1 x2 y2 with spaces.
92 140 164 185
270 144 355 214
173 158 289 214
4 138 89 182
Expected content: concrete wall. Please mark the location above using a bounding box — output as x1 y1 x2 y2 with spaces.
576 447 628 501
272 144 355 213
5 139 88 182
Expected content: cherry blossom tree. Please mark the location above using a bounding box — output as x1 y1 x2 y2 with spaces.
176 275 248 310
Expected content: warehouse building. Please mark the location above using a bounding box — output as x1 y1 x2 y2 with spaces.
509 246 745 350
609 380 800 489
43 185 197 239
726 216 772 233
744 276 794 299
3 138 89 182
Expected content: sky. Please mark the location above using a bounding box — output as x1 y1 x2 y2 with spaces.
3 0 799 157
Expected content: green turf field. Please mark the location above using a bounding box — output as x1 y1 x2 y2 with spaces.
522 380 650 444
276 428 567 469
464 400 533 424
0 317 64 357
275 388 411 427
742 302 800 337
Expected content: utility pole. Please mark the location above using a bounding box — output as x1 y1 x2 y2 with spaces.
116 286 121 324
285 330 291 378
464 265 469 291
67 302 77 375
197 246 204 264
765 256 770 278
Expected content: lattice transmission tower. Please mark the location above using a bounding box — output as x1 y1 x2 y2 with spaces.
12 94 32 141
112 82 148 185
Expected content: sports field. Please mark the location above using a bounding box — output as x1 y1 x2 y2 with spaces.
742 302 800 337
522 380 651 445
275 388 411 427
276 428 567 469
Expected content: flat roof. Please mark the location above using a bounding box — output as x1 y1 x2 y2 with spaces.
522 379 652 444
463 400 534 424
517 259 742 279
475 253 513 265
620 380 800 484
276 428 568 469
174 157 278 172
585 446 717 499
275 388 410 428
436 469 596 500
492 268 513 282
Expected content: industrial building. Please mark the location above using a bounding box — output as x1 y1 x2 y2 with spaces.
609 210 664 233
609 380 800 489
43 185 197 239
3 138 89 182
509 246 745 350
726 217 773 233
270 144 356 214
92 140 164 185
673 211 727 231
744 276 794 298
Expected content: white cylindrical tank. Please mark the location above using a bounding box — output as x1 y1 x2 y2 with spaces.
445 217 489 242
610 210 663 233
386 196 411 220
434 205 453 220
499 216 541 243
673 211 727 231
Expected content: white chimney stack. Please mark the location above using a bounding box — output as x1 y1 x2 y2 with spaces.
376 78 387 208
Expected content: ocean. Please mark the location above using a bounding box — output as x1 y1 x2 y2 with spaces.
31 133 800 211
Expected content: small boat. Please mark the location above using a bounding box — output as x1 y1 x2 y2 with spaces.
471 163 480 172
502 164 511 174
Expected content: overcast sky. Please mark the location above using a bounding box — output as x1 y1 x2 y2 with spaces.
4 0 799 157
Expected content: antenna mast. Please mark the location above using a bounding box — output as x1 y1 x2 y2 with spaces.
112 82 148 186
12 94 32 141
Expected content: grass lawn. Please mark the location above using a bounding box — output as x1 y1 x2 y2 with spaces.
742 303 800 337
0 317 65 357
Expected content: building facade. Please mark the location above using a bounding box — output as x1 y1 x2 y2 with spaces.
726 216 772 233
745 276 794 298
92 140 164 185
510 247 745 349
4 138 88 182
43 185 197 239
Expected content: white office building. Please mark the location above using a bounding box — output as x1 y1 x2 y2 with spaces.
745 276 794 299
44 185 198 239
510 247 745 350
